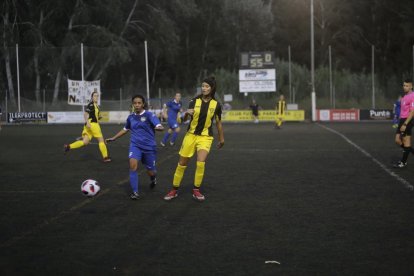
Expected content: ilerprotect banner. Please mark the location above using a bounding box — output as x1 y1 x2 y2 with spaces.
221 110 305 122
8 112 47 123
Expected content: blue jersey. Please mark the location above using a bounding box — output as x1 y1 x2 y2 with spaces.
124 110 161 151
167 100 182 123
394 100 401 118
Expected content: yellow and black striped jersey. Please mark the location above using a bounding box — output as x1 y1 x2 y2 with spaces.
276 100 286 115
85 102 100 123
187 96 222 136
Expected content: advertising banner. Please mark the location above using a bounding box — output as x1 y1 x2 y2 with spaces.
222 110 305 122
239 69 276 92
317 109 360 121
8 112 47 123
360 109 392 120
47 112 84 123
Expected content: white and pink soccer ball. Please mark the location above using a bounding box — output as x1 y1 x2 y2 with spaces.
81 179 100 197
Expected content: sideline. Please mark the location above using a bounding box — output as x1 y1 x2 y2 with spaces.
318 123 414 191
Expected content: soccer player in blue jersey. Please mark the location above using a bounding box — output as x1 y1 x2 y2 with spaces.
106 95 164 199
160 92 183 147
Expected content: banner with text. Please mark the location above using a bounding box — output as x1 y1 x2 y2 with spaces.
360 109 392 120
68 79 101 106
239 69 276 92
317 109 360 121
8 112 47 123
222 110 304 122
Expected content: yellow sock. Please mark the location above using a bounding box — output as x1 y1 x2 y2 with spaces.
173 164 187 188
194 161 205 188
69 140 85 149
99 142 108 158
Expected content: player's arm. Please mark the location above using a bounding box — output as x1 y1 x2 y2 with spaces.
106 129 128 143
216 118 224 149
215 104 224 149
84 111 91 128
183 99 196 121
150 113 164 131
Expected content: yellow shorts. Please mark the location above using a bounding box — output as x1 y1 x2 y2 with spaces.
179 133 214 158
82 122 103 140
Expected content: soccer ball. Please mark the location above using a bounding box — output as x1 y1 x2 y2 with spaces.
81 179 100 197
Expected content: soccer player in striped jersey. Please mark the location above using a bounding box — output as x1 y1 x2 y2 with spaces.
164 76 224 201
106 95 164 199
160 92 183 147
393 79 414 168
275 94 286 129
63 91 111 162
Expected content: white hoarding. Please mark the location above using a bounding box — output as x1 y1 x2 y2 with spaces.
239 69 276 92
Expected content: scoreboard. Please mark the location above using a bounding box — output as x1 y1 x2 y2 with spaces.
240 52 275 69
239 52 276 93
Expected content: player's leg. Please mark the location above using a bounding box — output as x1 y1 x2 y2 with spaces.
164 133 196 200
142 150 157 189
90 123 111 162
129 146 142 199
161 128 173 146
171 126 180 145
394 122 413 168
192 136 213 201
64 127 91 153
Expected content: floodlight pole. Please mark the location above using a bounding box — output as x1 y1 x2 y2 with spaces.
145 40 150 107
16 44 21 112
372 45 375 109
81 43 85 112
310 0 316 121
288 45 292 103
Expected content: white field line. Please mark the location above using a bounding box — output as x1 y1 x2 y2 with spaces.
318 123 413 191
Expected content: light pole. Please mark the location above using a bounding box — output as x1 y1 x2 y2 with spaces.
310 0 316 121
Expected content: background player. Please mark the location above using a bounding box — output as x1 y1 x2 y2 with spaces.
249 99 260 123
106 95 164 199
393 79 414 168
392 95 401 128
164 76 224 202
63 91 111 162
160 92 183 147
275 94 286 129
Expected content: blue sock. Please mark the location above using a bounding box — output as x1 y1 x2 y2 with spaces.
171 132 178 143
162 132 171 144
129 171 139 193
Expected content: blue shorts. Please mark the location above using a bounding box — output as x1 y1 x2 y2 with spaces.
168 119 179 129
129 145 157 171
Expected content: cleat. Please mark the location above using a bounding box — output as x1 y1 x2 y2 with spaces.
160 141 166 147
164 189 178 201
63 144 70 154
103 157 112 163
393 161 407 168
130 192 140 200
192 189 205 201
170 142 175 146
150 178 157 189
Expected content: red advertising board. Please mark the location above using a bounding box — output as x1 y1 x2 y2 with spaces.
317 109 360 121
